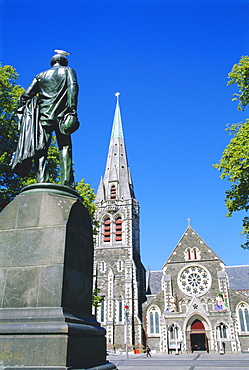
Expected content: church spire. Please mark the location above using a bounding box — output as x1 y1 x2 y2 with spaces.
95 93 135 202
111 92 124 139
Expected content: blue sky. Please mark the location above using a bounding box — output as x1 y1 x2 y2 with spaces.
2 0 249 270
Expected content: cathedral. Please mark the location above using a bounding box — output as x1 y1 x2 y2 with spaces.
93 94 249 354
144 225 249 354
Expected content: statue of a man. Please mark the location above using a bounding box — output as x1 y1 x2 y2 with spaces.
12 51 79 188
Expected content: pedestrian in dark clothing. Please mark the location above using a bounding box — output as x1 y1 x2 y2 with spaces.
146 345 152 357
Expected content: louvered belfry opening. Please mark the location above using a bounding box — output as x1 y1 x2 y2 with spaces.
103 218 111 242
115 217 122 241
110 185 116 199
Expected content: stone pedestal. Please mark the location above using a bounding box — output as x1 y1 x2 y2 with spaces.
0 184 115 369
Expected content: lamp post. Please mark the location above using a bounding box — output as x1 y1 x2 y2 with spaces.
216 322 224 355
174 324 179 355
124 305 129 359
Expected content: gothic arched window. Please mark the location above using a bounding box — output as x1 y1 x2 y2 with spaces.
115 217 122 241
103 218 111 242
149 307 160 334
169 324 178 339
217 323 228 338
237 303 249 332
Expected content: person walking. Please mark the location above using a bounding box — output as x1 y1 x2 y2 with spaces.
146 345 152 357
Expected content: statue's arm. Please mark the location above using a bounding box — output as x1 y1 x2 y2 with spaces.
67 68 79 112
22 77 40 102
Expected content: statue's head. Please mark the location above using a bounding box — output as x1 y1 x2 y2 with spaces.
50 54 68 67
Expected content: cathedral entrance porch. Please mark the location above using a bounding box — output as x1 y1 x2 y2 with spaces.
190 319 209 353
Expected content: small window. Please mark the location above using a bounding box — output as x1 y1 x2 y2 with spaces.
119 297 123 322
184 247 201 261
117 260 122 272
100 261 105 273
100 300 105 322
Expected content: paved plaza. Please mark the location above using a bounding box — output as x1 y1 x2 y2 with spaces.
107 352 249 370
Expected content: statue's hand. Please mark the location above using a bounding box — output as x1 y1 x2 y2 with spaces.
69 109 77 116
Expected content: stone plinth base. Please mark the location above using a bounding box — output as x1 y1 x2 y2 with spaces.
0 184 115 369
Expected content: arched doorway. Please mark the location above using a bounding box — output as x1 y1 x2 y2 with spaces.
190 319 209 352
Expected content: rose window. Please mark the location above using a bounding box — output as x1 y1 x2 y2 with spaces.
178 265 211 297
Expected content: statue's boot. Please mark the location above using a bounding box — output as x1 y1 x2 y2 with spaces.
35 154 49 183
59 145 75 188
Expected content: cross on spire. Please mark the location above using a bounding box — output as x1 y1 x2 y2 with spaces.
187 218 191 227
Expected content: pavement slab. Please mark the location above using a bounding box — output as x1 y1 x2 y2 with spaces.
107 352 249 370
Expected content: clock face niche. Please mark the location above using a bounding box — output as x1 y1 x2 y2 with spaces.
178 265 212 297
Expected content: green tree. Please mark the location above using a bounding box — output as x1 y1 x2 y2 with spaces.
227 55 249 111
214 55 249 249
92 288 105 307
0 64 24 208
75 178 99 235
92 288 105 317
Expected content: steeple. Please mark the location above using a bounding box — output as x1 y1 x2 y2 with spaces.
93 93 145 350
95 93 135 202
111 92 124 139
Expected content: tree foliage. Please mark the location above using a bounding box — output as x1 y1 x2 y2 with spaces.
92 288 105 308
214 55 249 249
228 55 249 111
0 64 25 208
75 178 99 234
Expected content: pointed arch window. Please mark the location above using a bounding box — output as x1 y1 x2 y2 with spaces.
237 303 249 332
103 218 111 242
110 185 116 199
149 307 160 334
115 217 122 241
217 323 228 338
169 324 178 340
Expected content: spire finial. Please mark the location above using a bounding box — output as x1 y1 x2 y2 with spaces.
187 218 191 227
111 92 123 139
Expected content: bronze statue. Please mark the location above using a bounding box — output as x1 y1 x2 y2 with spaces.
12 51 79 188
